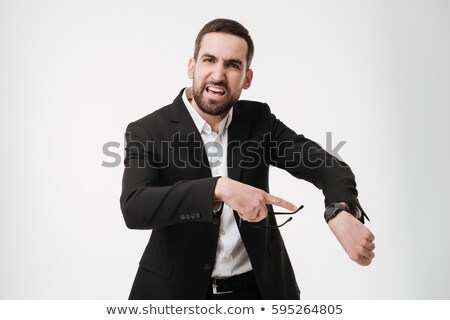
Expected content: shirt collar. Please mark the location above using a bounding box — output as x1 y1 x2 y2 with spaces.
182 88 233 135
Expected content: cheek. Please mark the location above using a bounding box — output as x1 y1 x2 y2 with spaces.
229 74 246 90
193 69 209 83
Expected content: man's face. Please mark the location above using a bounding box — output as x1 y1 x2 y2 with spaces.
188 32 253 116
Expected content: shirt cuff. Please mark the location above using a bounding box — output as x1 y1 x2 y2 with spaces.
213 201 224 215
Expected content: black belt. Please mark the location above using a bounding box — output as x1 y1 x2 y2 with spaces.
210 271 257 295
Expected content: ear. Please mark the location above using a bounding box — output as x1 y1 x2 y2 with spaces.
187 58 195 79
242 68 253 90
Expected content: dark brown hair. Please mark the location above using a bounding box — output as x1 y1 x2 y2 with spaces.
194 18 254 69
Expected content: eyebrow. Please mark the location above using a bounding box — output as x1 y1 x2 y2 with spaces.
201 53 244 67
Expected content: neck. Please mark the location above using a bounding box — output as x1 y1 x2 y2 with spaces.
186 87 226 133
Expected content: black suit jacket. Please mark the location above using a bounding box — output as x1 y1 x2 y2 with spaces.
120 88 366 299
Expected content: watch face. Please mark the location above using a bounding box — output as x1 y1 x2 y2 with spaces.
324 204 337 219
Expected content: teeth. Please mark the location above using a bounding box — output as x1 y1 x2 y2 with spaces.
208 86 224 93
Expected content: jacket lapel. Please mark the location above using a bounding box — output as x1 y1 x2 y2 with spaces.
227 102 251 182
165 89 211 179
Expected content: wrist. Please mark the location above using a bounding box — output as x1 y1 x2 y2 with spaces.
339 202 361 220
324 202 351 223
214 177 229 202
327 209 353 227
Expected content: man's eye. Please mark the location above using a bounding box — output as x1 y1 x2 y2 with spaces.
229 63 240 69
204 58 214 63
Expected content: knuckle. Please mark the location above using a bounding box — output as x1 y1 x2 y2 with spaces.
365 231 375 241
255 193 265 203
349 253 359 262
249 201 259 211
361 261 370 266
354 244 364 254
362 237 371 246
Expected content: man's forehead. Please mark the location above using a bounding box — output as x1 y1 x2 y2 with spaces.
198 32 248 61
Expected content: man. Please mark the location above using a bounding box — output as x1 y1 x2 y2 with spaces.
120 18 375 300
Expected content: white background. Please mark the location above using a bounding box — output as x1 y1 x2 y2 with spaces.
0 0 449 299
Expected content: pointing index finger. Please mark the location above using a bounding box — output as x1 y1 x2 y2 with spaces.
265 193 297 212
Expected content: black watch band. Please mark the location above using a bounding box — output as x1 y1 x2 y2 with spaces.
324 203 351 223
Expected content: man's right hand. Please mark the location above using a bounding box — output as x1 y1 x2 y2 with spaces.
214 177 297 222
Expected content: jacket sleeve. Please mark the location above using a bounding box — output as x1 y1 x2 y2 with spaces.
120 121 220 230
264 104 368 223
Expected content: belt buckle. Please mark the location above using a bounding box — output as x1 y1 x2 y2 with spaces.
212 278 233 295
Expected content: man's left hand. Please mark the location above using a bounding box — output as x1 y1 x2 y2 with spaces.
328 210 375 266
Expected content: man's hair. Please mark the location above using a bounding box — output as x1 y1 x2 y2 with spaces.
194 18 254 69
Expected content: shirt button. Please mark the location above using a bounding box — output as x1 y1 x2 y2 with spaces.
220 229 225 236
204 264 212 270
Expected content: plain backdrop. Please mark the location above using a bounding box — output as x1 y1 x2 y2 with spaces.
1 0 449 299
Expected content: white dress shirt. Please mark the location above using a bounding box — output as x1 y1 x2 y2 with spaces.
182 88 252 278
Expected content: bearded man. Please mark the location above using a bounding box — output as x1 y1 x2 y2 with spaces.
120 18 375 300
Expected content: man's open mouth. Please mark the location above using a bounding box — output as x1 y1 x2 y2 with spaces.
205 85 226 97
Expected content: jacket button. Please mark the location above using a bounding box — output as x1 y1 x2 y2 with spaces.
180 214 185 220
190 213 196 219
204 264 212 270
212 218 220 225
186 215 191 220
195 213 201 219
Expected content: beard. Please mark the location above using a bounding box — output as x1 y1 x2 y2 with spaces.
192 79 238 116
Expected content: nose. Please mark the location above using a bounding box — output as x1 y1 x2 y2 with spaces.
210 63 226 83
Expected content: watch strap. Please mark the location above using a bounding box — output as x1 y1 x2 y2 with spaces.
324 203 351 223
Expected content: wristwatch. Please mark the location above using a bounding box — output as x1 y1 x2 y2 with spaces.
324 203 351 223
